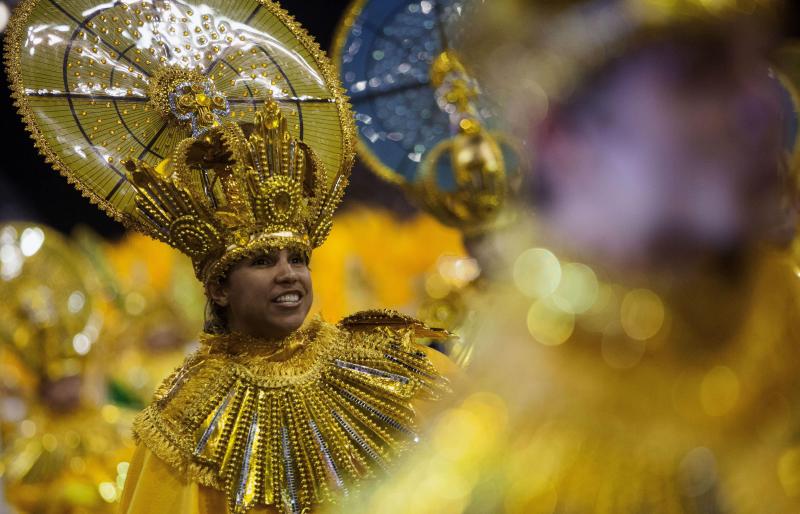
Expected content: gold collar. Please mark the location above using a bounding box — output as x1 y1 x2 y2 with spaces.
133 312 451 513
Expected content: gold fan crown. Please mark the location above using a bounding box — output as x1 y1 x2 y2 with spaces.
123 98 347 284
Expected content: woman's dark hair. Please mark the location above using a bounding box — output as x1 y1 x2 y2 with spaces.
204 273 229 334
204 298 228 334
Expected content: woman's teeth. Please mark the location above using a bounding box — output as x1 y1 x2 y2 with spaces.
274 293 301 303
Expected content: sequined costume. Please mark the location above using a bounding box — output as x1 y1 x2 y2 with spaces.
122 311 453 513
6 0 455 511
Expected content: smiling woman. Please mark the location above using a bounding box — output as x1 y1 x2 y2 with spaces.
5 0 456 511
207 249 314 341
108 36 456 514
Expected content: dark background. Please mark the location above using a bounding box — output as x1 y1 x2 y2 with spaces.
1 0 799 238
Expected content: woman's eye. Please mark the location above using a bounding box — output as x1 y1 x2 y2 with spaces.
290 253 307 265
252 256 274 266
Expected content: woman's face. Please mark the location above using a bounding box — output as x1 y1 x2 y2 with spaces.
211 247 313 339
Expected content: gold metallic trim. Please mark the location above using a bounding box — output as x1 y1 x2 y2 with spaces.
133 313 451 512
332 0 409 187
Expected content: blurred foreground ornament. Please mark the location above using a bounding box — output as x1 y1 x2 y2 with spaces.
0 223 133 513
772 42 800 195
325 1 800 512
329 236 800 514
333 0 524 237
457 0 785 141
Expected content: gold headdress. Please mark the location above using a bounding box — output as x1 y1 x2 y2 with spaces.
6 0 355 283
124 98 345 281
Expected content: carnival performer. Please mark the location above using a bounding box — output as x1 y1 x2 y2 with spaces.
117 100 454 514
5 0 456 512
0 223 132 513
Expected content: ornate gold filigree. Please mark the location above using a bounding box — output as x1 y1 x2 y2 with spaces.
148 67 206 122
133 312 451 513
147 66 231 137
5 0 356 238
123 98 342 283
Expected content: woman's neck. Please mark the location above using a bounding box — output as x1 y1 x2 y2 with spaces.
204 319 318 361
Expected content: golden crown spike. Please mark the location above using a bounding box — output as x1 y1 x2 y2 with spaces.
123 97 344 284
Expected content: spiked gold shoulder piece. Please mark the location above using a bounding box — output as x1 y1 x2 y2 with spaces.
132 316 450 513
123 99 346 281
339 308 452 339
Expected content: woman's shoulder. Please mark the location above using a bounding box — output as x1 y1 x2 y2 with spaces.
337 309 450 339
336 309 460 382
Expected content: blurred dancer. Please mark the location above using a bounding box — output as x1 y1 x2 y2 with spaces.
334 1 800 513
77 232 203 408
0 224 132 513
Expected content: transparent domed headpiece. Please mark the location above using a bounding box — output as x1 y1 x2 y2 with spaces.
5 0 355 235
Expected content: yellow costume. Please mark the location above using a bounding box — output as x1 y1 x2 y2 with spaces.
0 223 133 513
6 0 455 512
122 312 454 513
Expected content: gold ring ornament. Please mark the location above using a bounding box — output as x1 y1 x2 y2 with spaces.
332 0 523 236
